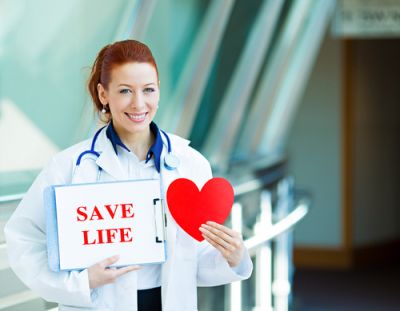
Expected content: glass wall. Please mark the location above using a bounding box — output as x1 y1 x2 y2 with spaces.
0 0 212 197
0 0 137 196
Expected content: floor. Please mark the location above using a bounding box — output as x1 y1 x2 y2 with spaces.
292 264 400 311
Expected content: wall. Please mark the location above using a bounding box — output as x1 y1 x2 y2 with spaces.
351 39 400 246
288 34 400 255
287 32 343 248
0 0 136 196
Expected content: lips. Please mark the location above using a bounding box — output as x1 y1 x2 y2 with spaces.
125 112 147 122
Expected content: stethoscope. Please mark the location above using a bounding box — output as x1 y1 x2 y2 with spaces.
75 125 180 180
74 125 175 240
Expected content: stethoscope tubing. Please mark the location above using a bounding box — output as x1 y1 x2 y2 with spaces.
76 126 106 167
75 125 177 171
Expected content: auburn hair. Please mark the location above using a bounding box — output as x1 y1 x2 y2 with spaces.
87 39 158 120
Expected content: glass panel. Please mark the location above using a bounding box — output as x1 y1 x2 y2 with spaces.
189 0 263 151
0 0 135 195
144 0 211 131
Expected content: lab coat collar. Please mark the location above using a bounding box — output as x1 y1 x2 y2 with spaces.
106 121 163 173
95 128 128 180
93 126 191 180
105 121 130 154
146 122 163 173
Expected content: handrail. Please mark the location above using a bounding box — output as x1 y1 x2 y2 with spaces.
226 154 288 195
0 193 24 204
233 165 287 196
0 290 40 309
245 202 308 256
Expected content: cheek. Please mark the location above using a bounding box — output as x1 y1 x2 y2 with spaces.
109 96 130 110
147 94 159 108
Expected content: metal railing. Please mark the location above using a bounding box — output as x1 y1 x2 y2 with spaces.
225 173 308 311
0 194 24 204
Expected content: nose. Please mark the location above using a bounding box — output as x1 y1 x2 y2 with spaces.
130 92 145 110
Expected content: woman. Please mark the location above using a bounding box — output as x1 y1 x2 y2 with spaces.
4 40 252 311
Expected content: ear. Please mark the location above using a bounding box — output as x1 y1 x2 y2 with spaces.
97 83 108 105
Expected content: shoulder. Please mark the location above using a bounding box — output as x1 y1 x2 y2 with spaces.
51 138 92 166
166 133 210 167
41 138 92 182
166 133 212 183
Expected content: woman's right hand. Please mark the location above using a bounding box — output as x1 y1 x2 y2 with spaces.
88 255 141 289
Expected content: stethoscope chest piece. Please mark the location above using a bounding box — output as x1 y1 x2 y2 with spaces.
164 153 180 170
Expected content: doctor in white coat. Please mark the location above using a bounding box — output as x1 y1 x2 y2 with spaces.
4 39 252 311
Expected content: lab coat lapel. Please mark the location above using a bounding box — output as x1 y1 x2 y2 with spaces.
160 135 190 308
95 129 128 180
160 160 180 306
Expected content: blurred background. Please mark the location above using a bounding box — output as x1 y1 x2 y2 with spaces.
1 0 400 310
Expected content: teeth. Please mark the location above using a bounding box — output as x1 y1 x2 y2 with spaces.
127 113 146 121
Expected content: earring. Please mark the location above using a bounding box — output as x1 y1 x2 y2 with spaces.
101 105 107 114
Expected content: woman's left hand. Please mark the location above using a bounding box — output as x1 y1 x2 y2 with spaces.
199 221 244 267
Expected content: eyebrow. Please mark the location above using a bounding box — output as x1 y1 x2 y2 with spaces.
118 83 156 87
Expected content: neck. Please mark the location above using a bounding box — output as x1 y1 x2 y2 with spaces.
114 125 154 161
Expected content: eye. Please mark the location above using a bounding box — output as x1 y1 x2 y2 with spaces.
144 87 155 93
119 88 131 94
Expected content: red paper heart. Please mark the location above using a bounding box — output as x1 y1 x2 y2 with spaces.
166 177 234 241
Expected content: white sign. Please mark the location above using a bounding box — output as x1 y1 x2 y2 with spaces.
333 0 400 37
48 179 166 271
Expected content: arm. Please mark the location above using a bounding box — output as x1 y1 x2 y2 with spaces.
188 150 253 286
196 235 253 287
4 157 93 307
4 156 140 305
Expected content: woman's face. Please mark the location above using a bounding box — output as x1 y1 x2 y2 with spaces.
98 62 159 139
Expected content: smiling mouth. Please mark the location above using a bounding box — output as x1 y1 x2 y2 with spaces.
125 112 148 122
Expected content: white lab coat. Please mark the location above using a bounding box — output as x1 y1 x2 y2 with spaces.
4 128 253 311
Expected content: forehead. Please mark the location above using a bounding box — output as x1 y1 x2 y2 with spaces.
110 62 158 85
